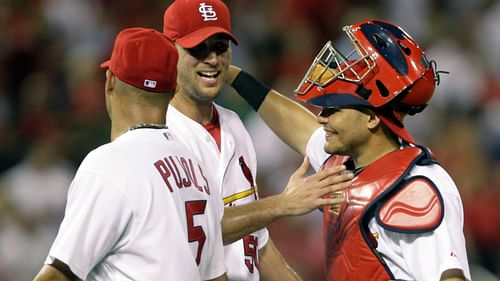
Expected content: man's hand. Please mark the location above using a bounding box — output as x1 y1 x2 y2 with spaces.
221 156 352 244
279 156 353 216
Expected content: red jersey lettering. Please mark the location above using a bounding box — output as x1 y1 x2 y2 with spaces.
154 155 210 195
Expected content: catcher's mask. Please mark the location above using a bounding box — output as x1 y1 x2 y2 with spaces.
295 19 442 143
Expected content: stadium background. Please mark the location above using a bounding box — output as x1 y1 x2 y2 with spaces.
0 0 499 280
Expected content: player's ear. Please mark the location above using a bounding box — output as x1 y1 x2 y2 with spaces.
366 111 381 130
105 69 116 94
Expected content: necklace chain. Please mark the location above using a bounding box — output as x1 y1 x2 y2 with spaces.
127 123 167 132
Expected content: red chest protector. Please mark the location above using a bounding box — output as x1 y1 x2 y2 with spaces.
321 146 444 281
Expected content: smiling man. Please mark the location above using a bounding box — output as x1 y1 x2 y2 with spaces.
162 0 353 280
226 19 471 281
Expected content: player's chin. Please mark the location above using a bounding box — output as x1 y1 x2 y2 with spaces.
323 142 339 155
200 85 223 100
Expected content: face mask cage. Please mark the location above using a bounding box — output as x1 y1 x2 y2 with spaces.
295 26 377 96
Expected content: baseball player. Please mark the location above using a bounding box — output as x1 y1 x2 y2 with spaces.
227 19 471 281
162 0 353 280
33 28 226 281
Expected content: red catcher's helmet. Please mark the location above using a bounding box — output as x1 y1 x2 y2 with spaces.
294 19 438 143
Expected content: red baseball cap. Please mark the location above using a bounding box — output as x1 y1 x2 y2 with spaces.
100 27 178 92
163 0 238 48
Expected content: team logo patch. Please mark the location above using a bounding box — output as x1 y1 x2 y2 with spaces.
198 3 217 21
144 79 157 88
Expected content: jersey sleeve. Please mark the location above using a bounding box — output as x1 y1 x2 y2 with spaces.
45 169 133 280
397 192 470 281
202 209 226 279
378 166 471 281
305 127 330 171
255 227 269 250
201 190 227 280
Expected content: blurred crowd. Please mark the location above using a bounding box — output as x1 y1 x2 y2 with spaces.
0 0 499 280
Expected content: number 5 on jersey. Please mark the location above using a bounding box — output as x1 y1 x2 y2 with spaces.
243 235 259 272
185 200 207 265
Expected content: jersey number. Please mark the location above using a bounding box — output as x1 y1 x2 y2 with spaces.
185 200 207 265
243 235 259 273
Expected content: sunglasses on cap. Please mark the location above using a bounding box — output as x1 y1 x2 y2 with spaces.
318 106 373 118
318 107 341 118
185 36 230 60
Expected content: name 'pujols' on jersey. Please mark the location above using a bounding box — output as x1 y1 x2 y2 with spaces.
154 155 211 194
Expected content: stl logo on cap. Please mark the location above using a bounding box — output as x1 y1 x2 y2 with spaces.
163 0 238 48
199 3 218 21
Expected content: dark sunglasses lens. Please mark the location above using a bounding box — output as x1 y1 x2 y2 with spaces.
213 42 229 55
319 108 339 117
187 43 210 59
187 41 229 59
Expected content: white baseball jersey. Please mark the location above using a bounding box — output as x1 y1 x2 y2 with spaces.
168 104 269 281
44 128 225 281
306 127 472 281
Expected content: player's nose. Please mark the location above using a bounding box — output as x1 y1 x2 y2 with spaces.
202 51 219 66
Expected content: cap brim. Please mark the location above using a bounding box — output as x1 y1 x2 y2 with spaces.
100 60 110 69
176 27 238 48
308 93 372 108
308 93 415 143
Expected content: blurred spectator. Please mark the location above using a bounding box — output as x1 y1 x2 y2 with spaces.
0 115 73 281
475 1 500 78
382 0 432 42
